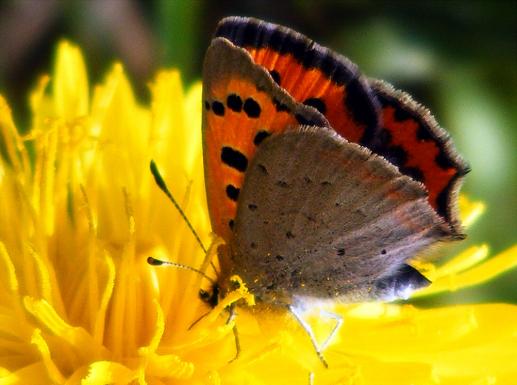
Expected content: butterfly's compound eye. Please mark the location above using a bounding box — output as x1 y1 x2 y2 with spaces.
199 285 219 307
199 289 210 301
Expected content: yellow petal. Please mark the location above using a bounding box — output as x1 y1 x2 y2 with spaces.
81 361 136 385
416 245 517 296
458 195 486 228
53 41 89 119
30 329 65 384
0 96 29 173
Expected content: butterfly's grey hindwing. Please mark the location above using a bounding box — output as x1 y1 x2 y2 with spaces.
230 126 451 305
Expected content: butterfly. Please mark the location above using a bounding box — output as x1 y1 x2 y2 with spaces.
200 16 468 363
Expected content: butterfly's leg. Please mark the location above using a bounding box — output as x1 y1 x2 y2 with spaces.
230 324 241 362
318 310 343 351
188 309 211 330
226 303 241 362
288 305 329 368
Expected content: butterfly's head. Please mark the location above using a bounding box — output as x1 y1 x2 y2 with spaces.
199 283 220 307
198 272 251 308
197 244 234 307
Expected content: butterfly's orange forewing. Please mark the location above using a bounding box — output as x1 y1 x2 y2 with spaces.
202 38 328 242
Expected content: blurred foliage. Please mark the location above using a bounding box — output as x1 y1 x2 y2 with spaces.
0 0 515 303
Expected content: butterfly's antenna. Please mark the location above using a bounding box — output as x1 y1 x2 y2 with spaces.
150 160 207 254
147 256 216 285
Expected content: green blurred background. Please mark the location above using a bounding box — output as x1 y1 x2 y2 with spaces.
0 0 515 304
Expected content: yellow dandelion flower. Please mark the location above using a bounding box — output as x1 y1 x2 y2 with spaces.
1 41 517 385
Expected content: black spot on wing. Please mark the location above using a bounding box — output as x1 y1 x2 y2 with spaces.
345 78 379 145
272 97 290 112
435 150 455 170
257 164 268 175
295 113 318 125
303 97 326 114
227 94 243 112
399 166 425 183
276 180 289 188
254 130 271 145
377 145 407 168
269 70 281 85
221 147 248 172
212 101 225 116
243 98 261 118
226 184 240 201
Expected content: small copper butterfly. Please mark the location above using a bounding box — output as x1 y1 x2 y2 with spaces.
200 16 469 363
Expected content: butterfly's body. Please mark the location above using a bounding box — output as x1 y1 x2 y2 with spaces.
202 17 468 311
